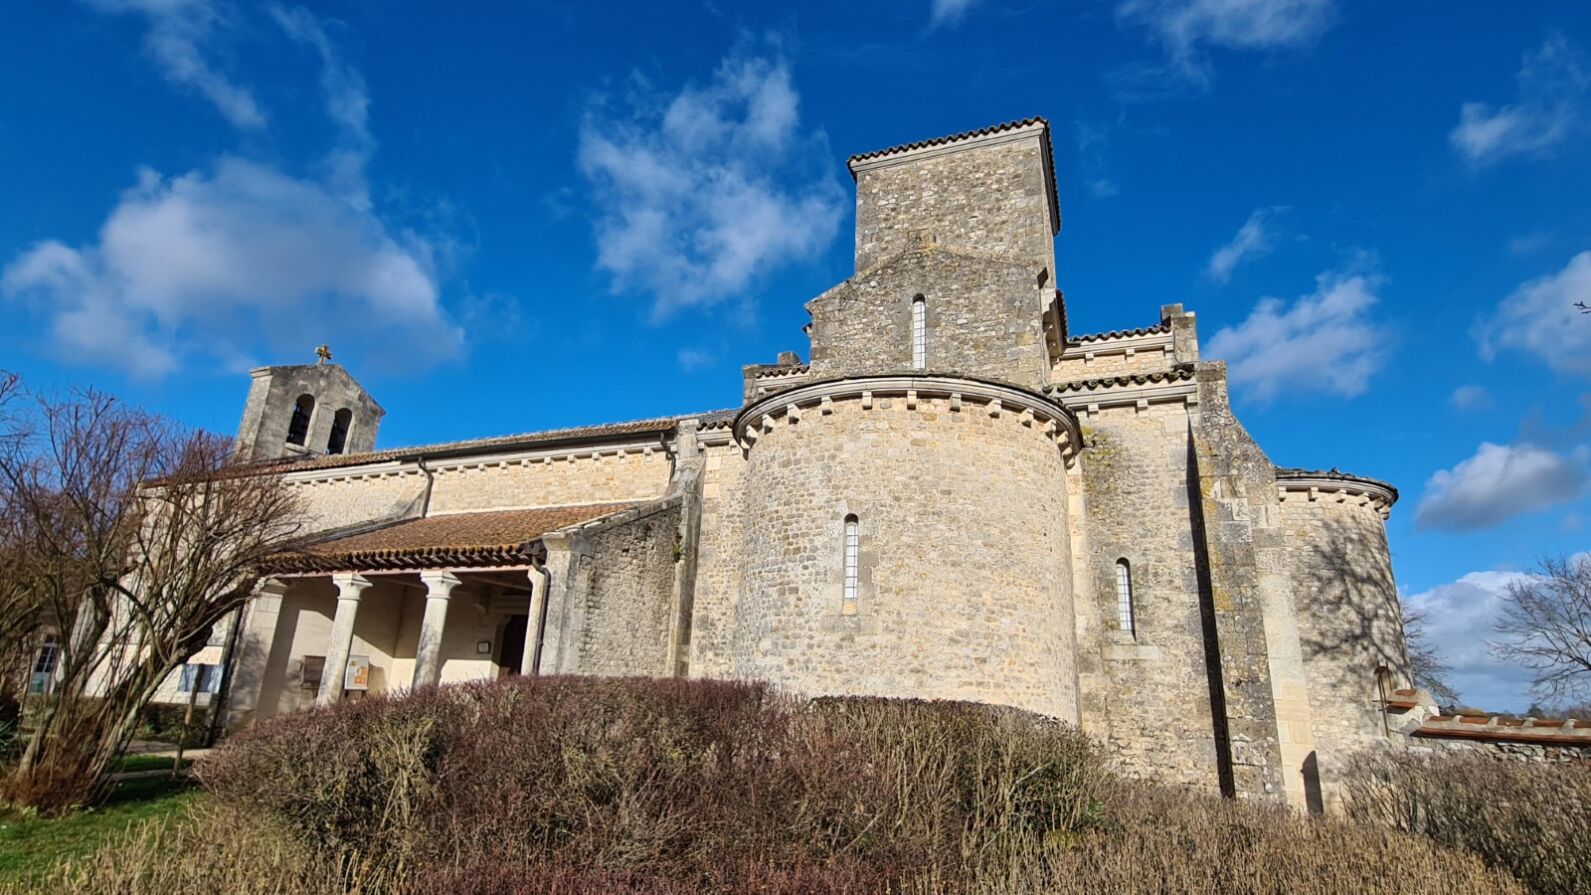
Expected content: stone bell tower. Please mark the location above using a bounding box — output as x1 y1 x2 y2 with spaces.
233 348 384 462
805 117 1063 391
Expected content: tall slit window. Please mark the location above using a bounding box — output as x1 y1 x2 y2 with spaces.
326 408 352 455
1115 559 1136 636
286 394 314 446
842 515 860 613
911 295 927 369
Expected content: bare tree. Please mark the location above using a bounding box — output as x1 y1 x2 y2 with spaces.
1490 555 1591 705
1402 603 1459 706
0 378 303 812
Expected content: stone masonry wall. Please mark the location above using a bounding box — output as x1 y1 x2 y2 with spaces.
853 130 1055 276
1073 400 1224 790
732 391 1077 719
280 449 672 534
426 450 672 514
288 472 429 532
1053 344 1177 383
572 502 683 677
688 441 749 679
806 248 1052 391
1189 364 1305 805
1280 493 1409 803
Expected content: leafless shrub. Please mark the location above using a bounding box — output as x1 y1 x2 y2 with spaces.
0 376 303 813
1345 749 1591 895
1491 554 1591 704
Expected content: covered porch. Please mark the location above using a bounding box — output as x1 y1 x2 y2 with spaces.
225 503 634 726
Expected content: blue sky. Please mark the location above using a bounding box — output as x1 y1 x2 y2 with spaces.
3 1 1589 711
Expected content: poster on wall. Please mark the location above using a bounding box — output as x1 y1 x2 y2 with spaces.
344 655 370 692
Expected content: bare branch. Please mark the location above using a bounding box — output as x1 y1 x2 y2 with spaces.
1489 554 1591 705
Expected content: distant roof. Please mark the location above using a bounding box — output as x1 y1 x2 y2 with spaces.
237 409 735 476
271 502 638 573
847 116 1049 165
1069 322 1171 345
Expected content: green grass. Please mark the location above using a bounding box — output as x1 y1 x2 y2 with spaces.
0 777 200 885
109 753 182 774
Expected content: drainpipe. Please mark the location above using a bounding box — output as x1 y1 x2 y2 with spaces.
413 456 435 516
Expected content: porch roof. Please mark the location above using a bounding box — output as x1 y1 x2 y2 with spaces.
270 502 638 574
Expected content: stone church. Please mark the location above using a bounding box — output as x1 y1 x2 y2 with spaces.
215 117 1421 810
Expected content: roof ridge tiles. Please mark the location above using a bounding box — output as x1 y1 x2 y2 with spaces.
847 116 1049 165
1068 322 1172 344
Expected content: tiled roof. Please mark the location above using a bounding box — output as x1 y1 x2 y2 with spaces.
1413 714 1591 747
270 502 637 573
1047 368 1196 394
847 116 1048 164
237 413 727 476
1068 322 1171 345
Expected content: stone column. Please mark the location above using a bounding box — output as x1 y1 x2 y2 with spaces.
413 571 461 689
521 565 549 676
222 577 290 730
317 572 372 707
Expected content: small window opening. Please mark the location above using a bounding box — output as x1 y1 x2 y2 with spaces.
33 635 59 675
911 295 927 370
842 515 860 613
326 408 353 455
1115 559 1135 637
286 394 315 446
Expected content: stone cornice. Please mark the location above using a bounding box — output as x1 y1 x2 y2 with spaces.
1275 469 1398 518
1047 369 1198 414
732 373 1081 461
280 438 670 486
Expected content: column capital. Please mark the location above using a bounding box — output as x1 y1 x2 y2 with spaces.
419 570 463 596
255 576 291 599
330 571 374 601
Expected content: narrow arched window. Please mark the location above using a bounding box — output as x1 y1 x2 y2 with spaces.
286 394 315 446
911 295 927 369
326 408 353 454
1115 559 1135 636
842 515 860 612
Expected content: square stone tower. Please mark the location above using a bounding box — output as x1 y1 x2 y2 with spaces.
233 361 384 462
804 118 1064 391
848 117 1060 276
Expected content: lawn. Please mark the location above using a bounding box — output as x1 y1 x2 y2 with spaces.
0 776 199 885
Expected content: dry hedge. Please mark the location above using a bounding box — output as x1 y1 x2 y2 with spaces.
4 678 1555 894
1345 749 1591 895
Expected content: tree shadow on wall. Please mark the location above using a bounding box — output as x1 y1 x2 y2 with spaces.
1294 516 1409 686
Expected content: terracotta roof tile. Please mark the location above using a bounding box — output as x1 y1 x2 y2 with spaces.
1047 367 1196 394
1069 322 1171 344
272 502 636 573
236 411 734 477
847 116 1049 164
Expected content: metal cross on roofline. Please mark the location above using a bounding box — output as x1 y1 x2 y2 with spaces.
315 344 333 364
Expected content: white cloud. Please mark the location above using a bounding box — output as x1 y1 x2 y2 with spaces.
1073 121 1119 199
267 5 372 205
2 160 459 377
2 7 462 378
80 0 266 130
1403 569 1539 711
1477 250 1591 376
1115 0 1335 86
1450 34 1588 165
1415 442 1589 531
676 348 715 372
1204 264 1388 401
578 42 845 318
1205 207 1282 283
1448 384 1492 412
929 0 982 29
